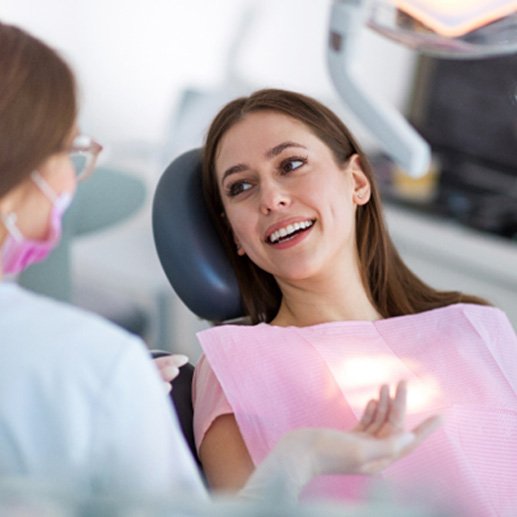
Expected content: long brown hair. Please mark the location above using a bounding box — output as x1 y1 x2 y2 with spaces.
0 23 77 198
202 88 488 323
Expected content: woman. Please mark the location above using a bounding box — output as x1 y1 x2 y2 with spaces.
194 89 517 514
0 23 437 503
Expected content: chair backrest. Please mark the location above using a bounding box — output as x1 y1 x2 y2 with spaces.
152 150 245 474
151 349 202 470
152 148 243 322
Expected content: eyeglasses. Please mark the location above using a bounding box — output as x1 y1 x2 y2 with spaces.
69 134 103 181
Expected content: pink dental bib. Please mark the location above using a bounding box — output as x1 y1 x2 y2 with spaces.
195 303 517 516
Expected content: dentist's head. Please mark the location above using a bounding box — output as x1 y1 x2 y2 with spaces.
0 23 100 277
0 22 77 197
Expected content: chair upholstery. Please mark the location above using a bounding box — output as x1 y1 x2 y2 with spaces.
150 350 202 471
152 149 250 474
152 148 243 323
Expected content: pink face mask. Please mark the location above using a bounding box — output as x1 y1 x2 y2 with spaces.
1 172 73 276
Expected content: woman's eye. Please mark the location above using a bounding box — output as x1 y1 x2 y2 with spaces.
227 180 252 197
281 157 306 174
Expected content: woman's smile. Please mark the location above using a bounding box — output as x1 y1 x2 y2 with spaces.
215 110 368 282
265 218 315 245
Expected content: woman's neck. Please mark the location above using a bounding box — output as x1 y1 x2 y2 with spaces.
271 264 381 327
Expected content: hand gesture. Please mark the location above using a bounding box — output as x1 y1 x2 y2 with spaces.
311 380 442 476
151 351 189 393
240 380 441 500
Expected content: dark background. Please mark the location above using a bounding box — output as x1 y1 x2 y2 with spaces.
377 53 517 240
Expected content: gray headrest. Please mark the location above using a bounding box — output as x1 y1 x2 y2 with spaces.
152 148 243 321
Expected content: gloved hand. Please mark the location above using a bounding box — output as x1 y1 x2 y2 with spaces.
151 351 189 393
238 381 441 501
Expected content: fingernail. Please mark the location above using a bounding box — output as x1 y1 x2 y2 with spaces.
170 354 189 367
165 366 180 378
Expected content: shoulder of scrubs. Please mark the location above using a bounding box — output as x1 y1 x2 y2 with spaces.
0 283 206 499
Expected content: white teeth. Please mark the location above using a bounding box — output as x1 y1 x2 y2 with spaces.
269 220 314 244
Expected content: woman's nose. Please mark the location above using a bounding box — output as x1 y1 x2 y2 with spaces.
259 180 291 215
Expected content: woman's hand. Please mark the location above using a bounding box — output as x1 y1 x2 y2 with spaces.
310 380 442 476
151 352 189 393
239 380 441 501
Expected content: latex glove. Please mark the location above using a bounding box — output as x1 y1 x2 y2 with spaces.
151 352 189 393
238 381 441 501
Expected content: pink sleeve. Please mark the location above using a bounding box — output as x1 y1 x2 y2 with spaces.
192 354 233 452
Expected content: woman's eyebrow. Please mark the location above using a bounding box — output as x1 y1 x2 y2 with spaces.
221 163 248 184
265 141 307 159
221 142 308 183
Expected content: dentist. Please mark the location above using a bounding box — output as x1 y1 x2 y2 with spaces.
0 21 205 498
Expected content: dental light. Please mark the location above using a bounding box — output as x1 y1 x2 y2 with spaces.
328 0 517 176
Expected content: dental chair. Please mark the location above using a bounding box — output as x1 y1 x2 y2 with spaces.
153 148 242 322
152 148 243 470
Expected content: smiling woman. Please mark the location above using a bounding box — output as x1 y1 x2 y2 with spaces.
215 111 371 310
193 88 517 514
202 89 487 324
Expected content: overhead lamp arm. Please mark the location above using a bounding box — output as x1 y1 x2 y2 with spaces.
327 0 431 177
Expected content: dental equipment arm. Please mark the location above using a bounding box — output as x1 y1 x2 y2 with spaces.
328 0 431 177
327 0 517 177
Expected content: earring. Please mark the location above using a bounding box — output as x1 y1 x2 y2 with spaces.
355 191 369 204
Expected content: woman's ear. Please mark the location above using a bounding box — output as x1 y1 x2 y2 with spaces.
348 154 371 205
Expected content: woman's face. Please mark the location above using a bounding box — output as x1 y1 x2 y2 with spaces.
215 111 370 284
0 128 77 242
